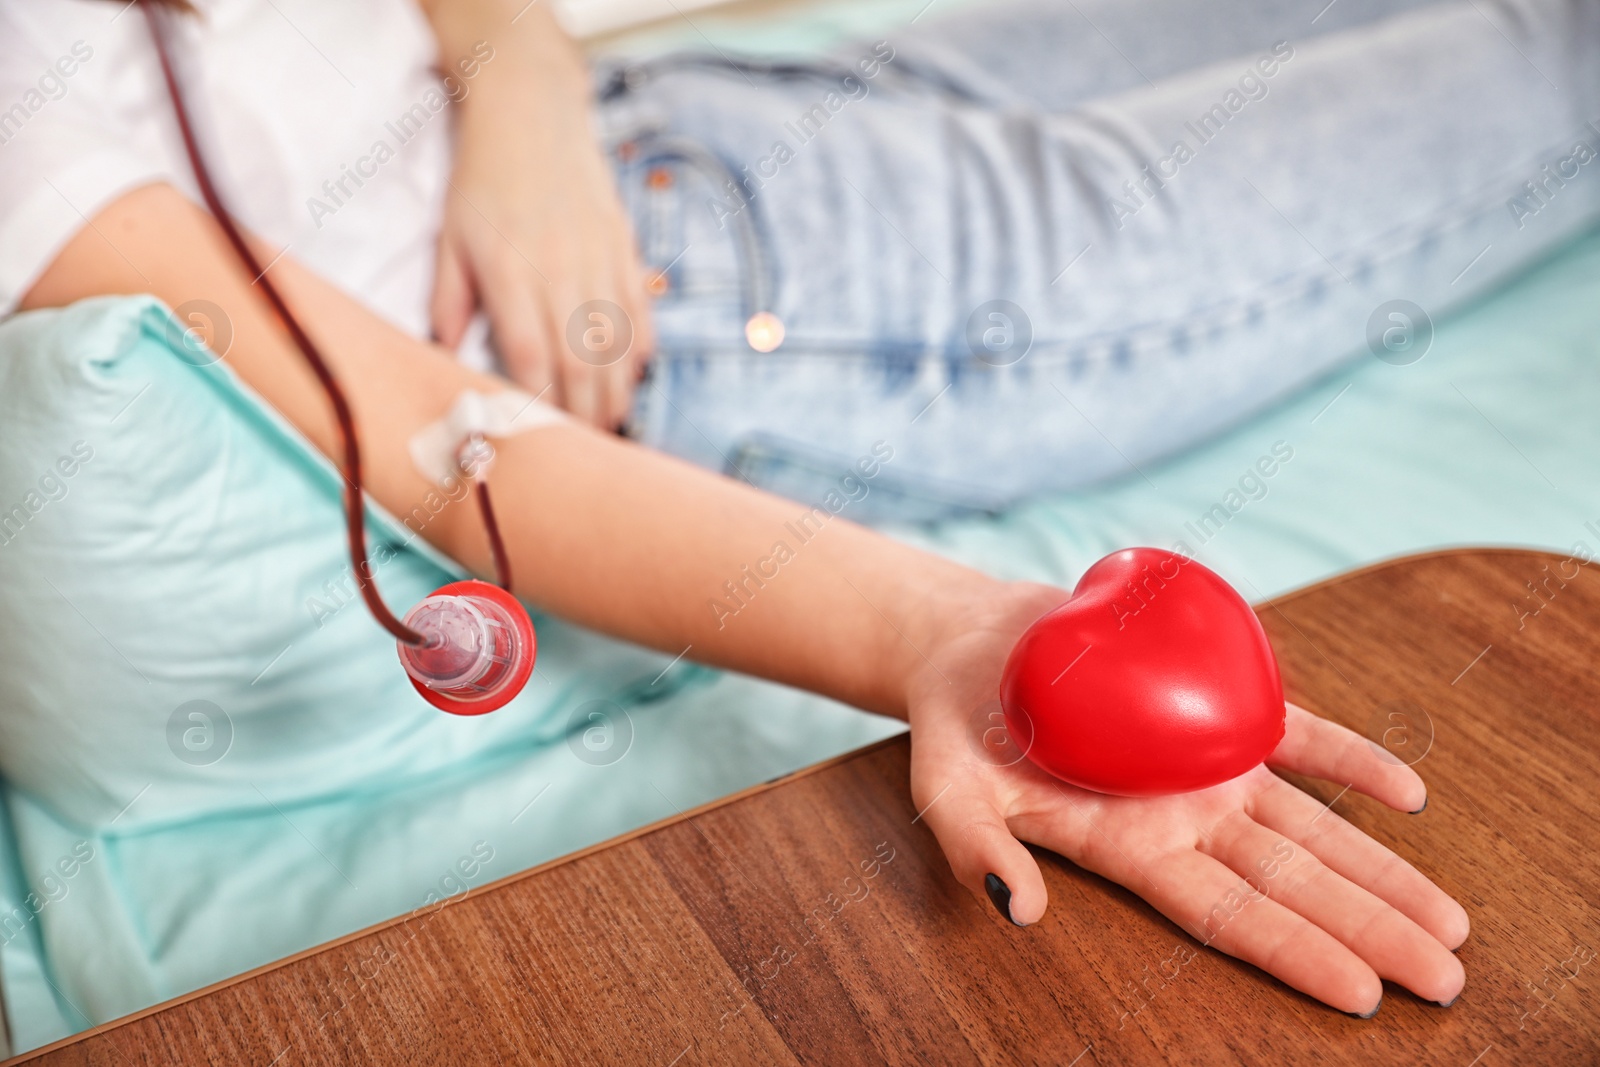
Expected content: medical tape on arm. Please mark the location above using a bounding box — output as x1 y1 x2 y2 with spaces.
408 388 567 488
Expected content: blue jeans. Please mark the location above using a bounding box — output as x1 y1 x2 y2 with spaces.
602 0 1600 522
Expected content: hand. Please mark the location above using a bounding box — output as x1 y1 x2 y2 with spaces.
429 43 655 430
904 584 1470 1016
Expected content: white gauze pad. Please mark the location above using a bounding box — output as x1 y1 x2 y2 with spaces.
409 388 567 487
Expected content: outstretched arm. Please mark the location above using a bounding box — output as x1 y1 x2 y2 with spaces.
22 183 1468 1014
22 183 970 716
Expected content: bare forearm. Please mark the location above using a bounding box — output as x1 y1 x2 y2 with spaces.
487 422 996 715
23 185 996 716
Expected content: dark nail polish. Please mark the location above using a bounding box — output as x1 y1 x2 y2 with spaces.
1410 796 1428 815
613 420 628 436
984 873 1025 927
1346 1000 1381 1019
1438 994 1459 1008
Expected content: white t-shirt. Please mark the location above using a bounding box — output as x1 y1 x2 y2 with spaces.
0 0 457 342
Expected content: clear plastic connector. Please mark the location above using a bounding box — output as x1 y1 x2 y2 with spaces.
397 583 534 714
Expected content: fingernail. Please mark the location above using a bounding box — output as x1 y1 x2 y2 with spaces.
1346 1000 1382 1019
613 420 628 436
984 873 1026 927
1438 993 1459 1008
1410 796 1428 815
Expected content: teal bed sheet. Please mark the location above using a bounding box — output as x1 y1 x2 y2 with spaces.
2 3 1597 1054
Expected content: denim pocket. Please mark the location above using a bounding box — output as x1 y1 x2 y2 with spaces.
613 136 764 344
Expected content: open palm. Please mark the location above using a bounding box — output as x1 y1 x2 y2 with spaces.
905 584 1469 1017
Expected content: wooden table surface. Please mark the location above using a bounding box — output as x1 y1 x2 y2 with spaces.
12 548 1599 1065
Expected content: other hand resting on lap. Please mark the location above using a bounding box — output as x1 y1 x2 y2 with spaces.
421 0 655 430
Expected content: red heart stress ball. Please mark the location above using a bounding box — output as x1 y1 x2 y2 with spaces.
1000 548 1285 796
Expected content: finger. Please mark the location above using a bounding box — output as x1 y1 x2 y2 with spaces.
600 337 636 431
619 237 658 359
1269 702 1427 813
605 268 650 429
583 280 629 430
1250 775 1471 951
631 284 658 387
916 780 1047 927
1138 847 1382 1016
429 235 477 352
548 284 603 426
477 257 553 395
1205 812 1464 1004
632 291 657 369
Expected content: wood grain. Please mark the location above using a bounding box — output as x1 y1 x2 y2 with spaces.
9 548 1599 1065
